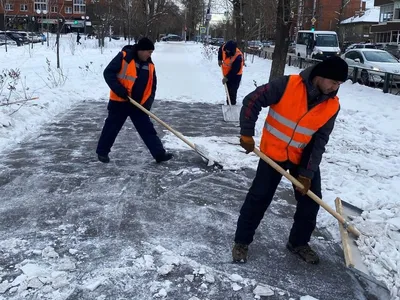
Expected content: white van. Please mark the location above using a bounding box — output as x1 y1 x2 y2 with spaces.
296 30 340 59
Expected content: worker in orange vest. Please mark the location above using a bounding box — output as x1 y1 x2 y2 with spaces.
218 40 244 105
96 37 173 164
232 56 348 265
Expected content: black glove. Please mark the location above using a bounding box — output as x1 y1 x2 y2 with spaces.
296 175 312 195
222 77 228 85
116 88 129 100
218 60 222 67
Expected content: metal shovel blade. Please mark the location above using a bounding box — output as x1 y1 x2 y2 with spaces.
336 198 388 290
194 143 223 169
222 105 241 122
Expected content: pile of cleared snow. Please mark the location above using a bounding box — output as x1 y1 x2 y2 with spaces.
0 239 311 299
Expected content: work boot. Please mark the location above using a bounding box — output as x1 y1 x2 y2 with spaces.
286 242 320 264
232 243 248 263
98 154 110 163
155 152 173 163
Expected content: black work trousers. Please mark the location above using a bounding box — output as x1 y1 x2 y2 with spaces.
226 80 241 105
234 158 322 247
96 100 165 159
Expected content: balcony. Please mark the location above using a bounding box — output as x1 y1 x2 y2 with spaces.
374 0 395 6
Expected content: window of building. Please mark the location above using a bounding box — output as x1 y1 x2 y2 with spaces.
5 3 13 11
73 0 86 14
51 6 58 13
20 4 28 11
395 8 400 19
65 7 72 14
34 0 48 11
380 5 394 22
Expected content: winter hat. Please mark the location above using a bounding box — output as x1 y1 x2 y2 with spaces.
137 37 155 51
312 56 348 82
224 40 237 54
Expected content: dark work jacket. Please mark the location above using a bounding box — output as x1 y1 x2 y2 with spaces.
218 44 242 84
240 66 340 179
103 44 157 109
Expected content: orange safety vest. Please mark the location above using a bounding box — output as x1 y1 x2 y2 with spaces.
222 45 244 76
110 51 155 104
260 75 339 164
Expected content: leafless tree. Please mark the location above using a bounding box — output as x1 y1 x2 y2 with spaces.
181 0 205 41
0 0 13 52
87 0 116 49
53 2 65 68
269 0 298 80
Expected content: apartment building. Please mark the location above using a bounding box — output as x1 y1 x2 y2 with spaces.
371 0 400 44
296 0 364 31
0 0 91 33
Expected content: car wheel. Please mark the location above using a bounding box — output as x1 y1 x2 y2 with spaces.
360 69 370 86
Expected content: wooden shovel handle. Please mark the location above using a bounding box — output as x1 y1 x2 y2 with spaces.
253 148 361 238
127 96 196 150
221 66 232 107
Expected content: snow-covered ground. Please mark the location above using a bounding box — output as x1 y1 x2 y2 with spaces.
0 35 399 299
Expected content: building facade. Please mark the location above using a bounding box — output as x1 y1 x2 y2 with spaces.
371 0 400 44
0 0 92 33
296 0 365 31
340 7 379 43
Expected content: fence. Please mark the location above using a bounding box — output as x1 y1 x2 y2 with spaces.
247 49 400 95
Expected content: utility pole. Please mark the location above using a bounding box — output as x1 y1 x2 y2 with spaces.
127 0 132 44
184 8 187 42
205 0 212 43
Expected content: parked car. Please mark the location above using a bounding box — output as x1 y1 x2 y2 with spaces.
12 31 30 44
384 44 400 59
342 49 400 84
38 33 46 42
247 40 263 51
210 37 224 46
0 36 17 46
0 33 17 46
161 34 182 41
27 32 41 43
0 32 23 46
345 43 376 52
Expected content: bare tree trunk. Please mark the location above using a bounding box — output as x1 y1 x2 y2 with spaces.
269 0 292 81
232 0 245 51
1 0 8 52
56 27 61 68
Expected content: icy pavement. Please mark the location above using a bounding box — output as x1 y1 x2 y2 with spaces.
0 100 389 300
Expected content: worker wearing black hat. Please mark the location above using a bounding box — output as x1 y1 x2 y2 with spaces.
232 56 348 265
96 37 173 164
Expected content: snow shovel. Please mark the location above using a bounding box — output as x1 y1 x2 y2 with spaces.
128 96 222 169
252 149 388 286
253 148 360 237
335 198 388 289
221 68 241 122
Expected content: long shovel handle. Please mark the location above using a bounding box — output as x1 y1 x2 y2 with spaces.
253 148 361 238
221 66 232 107
127 96 196 150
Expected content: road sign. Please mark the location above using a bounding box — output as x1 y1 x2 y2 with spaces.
311 17 316 24
200 27 206 34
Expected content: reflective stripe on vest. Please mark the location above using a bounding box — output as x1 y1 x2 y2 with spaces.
266 108 317 149
110 51 154 103
259 75 339 164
